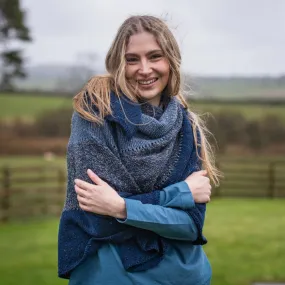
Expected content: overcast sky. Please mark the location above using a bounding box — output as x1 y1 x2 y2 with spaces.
21 0 285 76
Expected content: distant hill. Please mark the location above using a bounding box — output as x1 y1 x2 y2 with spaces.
15 64 285 100
185 75 285 100
15 64 99 91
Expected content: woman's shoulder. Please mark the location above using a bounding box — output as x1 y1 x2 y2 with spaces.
69 111 114 146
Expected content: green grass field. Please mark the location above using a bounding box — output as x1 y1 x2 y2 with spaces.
0 93 71 120
0 199 284 285
1 93 285 122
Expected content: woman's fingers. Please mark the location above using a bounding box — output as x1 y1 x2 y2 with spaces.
87 169 104 185
194 170 207 176
77 193 88 204
78 202 90 212
187 170 208 181
74 179 94 191
75 185 90 198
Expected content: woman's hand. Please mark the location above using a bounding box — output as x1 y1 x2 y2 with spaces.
185 170 212 203
74 169 127 219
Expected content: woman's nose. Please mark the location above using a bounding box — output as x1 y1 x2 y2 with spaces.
138 60 152 75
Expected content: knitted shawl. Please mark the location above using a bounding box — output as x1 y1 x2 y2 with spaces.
58 91 207 279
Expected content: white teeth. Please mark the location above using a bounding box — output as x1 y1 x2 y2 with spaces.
137 78 157 85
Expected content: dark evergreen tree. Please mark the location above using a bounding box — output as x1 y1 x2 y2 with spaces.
0 0 31 90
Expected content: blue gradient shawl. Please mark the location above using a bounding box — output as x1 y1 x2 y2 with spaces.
58 91 207 279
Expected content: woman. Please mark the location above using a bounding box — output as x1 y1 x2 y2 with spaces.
58 15 220 285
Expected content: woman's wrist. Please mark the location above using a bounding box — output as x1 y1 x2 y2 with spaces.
112 197 127 219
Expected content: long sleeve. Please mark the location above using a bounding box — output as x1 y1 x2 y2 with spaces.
117 181 198 241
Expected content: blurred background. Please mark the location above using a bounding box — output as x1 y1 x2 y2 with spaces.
0 0 284 285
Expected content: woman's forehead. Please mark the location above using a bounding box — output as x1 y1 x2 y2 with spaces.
126 32 161 54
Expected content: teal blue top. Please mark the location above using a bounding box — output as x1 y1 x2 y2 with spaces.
69 182 211 285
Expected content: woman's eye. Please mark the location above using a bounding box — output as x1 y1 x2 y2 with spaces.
126 57 138 63
150 54 162 60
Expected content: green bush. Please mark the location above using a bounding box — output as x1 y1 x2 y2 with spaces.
205 111 285 152
1 108 285 155
260 114 285 145
34 108 73 137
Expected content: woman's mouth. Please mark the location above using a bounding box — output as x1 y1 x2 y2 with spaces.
136 78 158 86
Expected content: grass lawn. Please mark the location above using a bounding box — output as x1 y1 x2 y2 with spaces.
0 93 71 120
0 199 284 285
204 199 285 285
1 92 285 122
0 218 67 285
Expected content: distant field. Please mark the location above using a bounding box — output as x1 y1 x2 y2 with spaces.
191 77 285 99
0 199 284 285
0 93 72 120
196 85 285 99
191 101 285 121
1 92 285 121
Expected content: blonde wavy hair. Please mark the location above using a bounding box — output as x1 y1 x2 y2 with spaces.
74 15 221 186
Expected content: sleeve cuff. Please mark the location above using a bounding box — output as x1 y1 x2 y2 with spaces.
160 181 195 209
116 198 142 224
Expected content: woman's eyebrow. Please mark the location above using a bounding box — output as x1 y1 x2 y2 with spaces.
125 49 163 57
125 53 138 57
147 49 163 55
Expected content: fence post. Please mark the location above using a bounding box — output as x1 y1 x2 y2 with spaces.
57 168 65 213
214 161 221 197
58 168 65 192
40 167 48 215
268 162 276 198
2 166 11 223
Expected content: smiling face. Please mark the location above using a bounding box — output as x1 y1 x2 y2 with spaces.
125 32 170 106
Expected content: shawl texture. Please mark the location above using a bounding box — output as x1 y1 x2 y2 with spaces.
58 91 207 279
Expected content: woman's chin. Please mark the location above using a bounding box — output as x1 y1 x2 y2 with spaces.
137 90 162 105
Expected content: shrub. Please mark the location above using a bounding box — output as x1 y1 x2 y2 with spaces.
244 120 264 151
205 111 285 153
205 111 247 153
260 114 285 145
34 108 73 137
